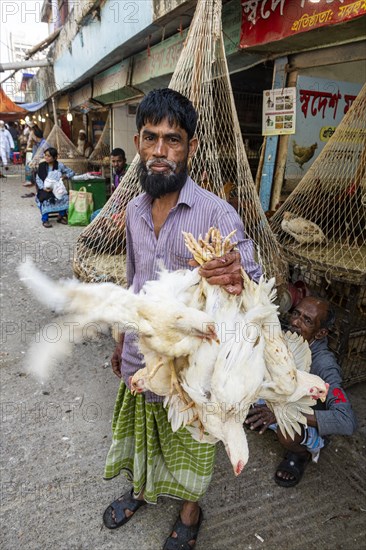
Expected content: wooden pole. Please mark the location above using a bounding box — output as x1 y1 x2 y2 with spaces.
51 97 60 151
270 70 298 210
255 137 266 193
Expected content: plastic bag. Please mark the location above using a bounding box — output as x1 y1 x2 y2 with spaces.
68 186 94 226
53 178 68 199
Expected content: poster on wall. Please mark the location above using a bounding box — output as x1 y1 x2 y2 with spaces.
285 76 362 182
262 87 296 136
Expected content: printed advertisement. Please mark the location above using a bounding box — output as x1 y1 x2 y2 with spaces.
262 87 296 136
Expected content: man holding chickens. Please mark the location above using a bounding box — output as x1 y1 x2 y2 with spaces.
103 88 261 548
245 296 357 488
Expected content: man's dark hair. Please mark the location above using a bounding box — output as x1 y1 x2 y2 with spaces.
45 147 58 159
34 127 44 139
111 148 126 159
136 89 198 140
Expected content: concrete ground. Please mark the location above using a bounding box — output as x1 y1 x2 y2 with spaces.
1 167 365 550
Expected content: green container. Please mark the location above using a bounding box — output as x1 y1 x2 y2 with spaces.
70 179 107 211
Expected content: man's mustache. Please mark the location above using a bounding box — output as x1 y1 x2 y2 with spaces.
146 159 177 173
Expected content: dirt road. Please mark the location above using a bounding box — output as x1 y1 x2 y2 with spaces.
1 169 365 549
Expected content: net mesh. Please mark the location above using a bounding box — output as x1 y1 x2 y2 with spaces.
271 83 366 386
88 113 111 167
73 0 287 288
270 82 366 283
30 123 88 174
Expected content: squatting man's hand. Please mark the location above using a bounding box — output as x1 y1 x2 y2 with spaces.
189 251 243 295
245 404 276 434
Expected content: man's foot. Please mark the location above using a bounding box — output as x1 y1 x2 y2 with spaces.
23 181 34 187
274 451 311 488
103 489 146 529
163 506 203 549
42 221 53 228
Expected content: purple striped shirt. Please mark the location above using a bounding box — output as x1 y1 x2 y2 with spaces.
122 176 262 402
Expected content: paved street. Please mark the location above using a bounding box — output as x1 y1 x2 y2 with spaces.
1 168 366 549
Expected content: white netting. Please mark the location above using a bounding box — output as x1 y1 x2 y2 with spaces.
270 82 366 283
88 113 111 167
271 83 366 386
73 0 287 288
30 123 88 174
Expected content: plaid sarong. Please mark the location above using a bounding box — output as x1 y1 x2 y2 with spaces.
104 382 216 504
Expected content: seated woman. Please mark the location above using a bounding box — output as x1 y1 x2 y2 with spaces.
35 147 74 228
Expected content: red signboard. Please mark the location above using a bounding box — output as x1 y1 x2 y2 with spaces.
240 0 366 48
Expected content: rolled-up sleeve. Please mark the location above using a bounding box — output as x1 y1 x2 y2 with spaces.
315 383 358 436
311 346 358 436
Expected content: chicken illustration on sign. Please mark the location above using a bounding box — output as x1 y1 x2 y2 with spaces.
18 228 328 476
292 140 318 169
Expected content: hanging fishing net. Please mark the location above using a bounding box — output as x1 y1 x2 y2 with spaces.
270 82 366 282
271 83 366 385
73 0 287 289
88 112 112 167
30 123 88 174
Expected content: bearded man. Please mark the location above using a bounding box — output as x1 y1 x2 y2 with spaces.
102 88 261 549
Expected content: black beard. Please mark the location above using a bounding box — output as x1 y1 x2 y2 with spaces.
137 160 188 199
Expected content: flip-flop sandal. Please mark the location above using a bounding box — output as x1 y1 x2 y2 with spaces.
21 193 35 198
42 221 53 228
163 508 203 550
103 489 146 529
57 217 68 224
274 451 310 488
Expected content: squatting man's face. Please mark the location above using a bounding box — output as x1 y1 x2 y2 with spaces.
290 298 328 343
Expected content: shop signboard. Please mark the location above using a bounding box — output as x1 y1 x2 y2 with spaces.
240 0 366 48
262 86 296 135
285 75 362 181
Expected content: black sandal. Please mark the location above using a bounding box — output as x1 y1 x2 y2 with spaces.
57 216 68 225
163 508 203 550
274 451 311 488
42 221 52 228
102 489 146 529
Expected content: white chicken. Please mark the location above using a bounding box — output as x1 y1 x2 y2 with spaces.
239 266 329 438
177 229 275 475
18 227 330 479
18 260 218 382
281 211 326 245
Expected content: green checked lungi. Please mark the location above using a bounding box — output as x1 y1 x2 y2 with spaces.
104 382 216 504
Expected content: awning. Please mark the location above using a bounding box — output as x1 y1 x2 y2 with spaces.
0 87 27 120
93 60 143 105
17 100 47 112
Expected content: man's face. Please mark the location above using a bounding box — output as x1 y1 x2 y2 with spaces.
134 118 197 199
289 297 328 343
111 155 126 174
